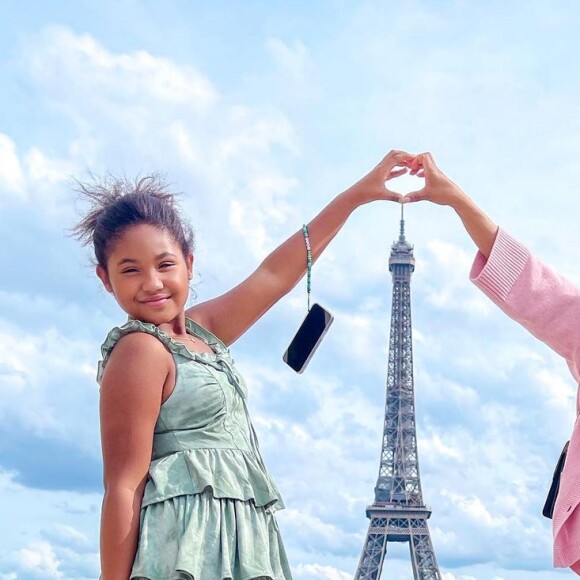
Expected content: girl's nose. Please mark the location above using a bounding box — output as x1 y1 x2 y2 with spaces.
142 272 164 292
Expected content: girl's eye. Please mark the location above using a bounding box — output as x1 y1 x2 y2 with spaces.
122 268 138 274
160 262 175 268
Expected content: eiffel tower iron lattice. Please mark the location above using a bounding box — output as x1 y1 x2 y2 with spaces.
354 207 442 580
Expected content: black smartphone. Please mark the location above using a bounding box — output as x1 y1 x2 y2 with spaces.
283 303 334 373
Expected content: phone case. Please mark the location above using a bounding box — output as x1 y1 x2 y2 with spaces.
283 303 334 373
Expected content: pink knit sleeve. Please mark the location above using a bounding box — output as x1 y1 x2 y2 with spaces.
470 228 580 385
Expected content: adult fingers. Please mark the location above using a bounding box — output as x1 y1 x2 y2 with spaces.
408 155 423 175
408 165 425 178
403 187 427 203
417 152 439 177
423 152 438 169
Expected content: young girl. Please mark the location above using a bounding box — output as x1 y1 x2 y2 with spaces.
403 152 580 575
72 150 413 580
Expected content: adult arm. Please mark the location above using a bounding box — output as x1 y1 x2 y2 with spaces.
406 152 580 385
99 334 169 580
470 228 580 384
405 152 498 258
187 150 413 346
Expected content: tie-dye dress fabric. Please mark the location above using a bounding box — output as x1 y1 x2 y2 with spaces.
97 318 292 580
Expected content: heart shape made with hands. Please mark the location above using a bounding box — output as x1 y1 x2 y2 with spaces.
385 172 425 196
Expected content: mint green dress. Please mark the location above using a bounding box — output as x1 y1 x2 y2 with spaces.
97 318 292 580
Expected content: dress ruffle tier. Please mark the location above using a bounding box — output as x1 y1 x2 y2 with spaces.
132 489 291 580
142 447 284 510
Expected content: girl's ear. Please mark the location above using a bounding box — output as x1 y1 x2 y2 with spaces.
96 265 113 293
186 253 194 280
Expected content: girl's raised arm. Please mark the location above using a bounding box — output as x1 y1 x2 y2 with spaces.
187 150 413 346
99 333 170 579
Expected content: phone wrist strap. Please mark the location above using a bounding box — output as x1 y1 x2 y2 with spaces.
302 224 312 311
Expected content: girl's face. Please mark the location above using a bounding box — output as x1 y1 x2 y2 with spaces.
96 224 193 325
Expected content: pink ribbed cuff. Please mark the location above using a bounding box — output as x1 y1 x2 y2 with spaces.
469 228 530 304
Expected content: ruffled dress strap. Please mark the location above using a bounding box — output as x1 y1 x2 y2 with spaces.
184 318 228 357
97 319 174 385
96 317 231 385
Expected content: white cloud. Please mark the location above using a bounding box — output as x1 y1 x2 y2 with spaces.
25 148 75 185
0 134 81 214
0 471 100 578
534 366 576 410
422 239 491 316
420 370 480 409
26 26 218 110
218 105 299 159
0 134 25 197
427 240 472 272
294 563 352 580
0 319 98 447
229 170 298 259
267 38 310 84
44 525 90 549
441 490 508 528
283 508 361 553
330 308 383 366
421 433 463 461
442 574 477 580
18 541 63 579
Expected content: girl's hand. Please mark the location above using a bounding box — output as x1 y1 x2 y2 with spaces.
403 152 467 208
348 150 415 204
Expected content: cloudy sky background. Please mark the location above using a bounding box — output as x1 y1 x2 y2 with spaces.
1 0 580 578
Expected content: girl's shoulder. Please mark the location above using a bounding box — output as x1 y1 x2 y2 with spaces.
97 319 176 385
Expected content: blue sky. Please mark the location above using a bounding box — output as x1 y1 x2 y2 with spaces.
1 0 580 578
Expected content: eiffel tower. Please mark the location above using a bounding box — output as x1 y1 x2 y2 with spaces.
354 207 442 580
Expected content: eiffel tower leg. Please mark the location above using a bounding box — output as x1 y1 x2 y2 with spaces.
408 520 442 580
354 517 389 580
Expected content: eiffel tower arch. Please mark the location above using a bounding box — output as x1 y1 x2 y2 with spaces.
355 208 442 580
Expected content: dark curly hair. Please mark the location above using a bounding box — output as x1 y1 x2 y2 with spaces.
70 174 195 270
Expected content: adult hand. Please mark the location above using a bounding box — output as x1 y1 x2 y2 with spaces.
348 150 415 204
404 152 498 257
404 152 467 208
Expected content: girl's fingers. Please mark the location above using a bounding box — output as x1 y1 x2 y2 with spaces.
390 151 416 167
386 167 408 180
389 149 413 159
383 187 405 202
383 150 407 165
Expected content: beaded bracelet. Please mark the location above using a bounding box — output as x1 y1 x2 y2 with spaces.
302 224 312 311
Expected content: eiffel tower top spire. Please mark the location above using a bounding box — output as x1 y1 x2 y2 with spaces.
399 203 406 242
389 203 415 273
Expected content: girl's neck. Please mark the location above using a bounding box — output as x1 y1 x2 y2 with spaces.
158 314 188 337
